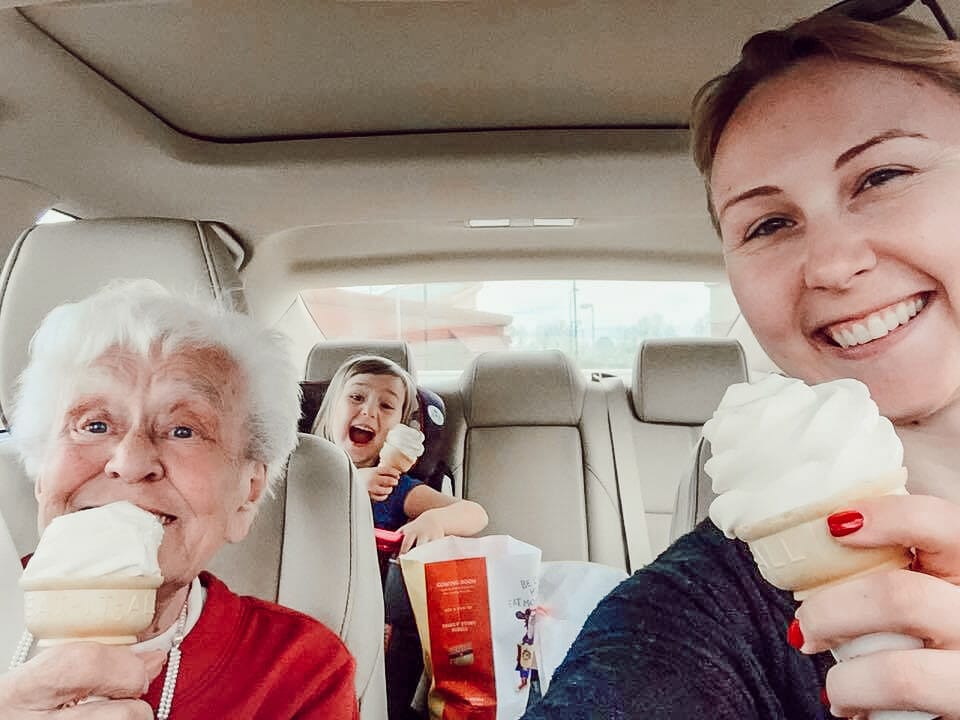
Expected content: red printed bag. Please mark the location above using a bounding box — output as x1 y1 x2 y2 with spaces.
400 536 540 720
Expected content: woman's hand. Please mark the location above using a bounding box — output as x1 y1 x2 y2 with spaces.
357 466 400 502
0 643 165 718
793 494 960 719
398 510 446 554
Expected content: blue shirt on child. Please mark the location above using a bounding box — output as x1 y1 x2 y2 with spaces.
373 473 423 531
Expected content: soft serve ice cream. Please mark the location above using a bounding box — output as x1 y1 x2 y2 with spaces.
379 423 425 474
705 375 904 538
23 501 164 582
705 375 931 720
21 501 164 646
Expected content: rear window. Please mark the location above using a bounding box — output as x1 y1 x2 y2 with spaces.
301 280 738 375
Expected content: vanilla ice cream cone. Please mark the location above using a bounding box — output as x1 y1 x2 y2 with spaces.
378 423 425 474
737 468 910 600
379 443 417 474
21 502 165 647
21 574 162 646
706 378 934 720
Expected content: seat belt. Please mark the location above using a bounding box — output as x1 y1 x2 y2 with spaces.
595 375 653 573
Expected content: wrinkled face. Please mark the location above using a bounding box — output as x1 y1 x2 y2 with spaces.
330 373 405 467
712 58 960 423
35 346 266 592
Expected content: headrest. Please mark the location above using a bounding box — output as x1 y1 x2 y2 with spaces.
0 218 245 426
304 340 414 382
461 350 585 427
632 338 747 424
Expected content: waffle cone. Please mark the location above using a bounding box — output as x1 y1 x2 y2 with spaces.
738 468 910 600
379 443 416 473
21 574 161 646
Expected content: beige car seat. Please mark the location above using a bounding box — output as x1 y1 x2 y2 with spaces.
626 338 748 557
620 338 749 547
459 350 626 569
0 218 385 717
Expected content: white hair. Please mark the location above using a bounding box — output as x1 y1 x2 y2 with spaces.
11 279 301 491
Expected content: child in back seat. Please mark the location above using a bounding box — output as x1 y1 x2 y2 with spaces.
312 354 487 548
313 355 488 719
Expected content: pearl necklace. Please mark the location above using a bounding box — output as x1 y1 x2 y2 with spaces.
9 599 189 719
156 599 189 720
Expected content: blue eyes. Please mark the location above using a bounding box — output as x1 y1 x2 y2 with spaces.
80 421 194 438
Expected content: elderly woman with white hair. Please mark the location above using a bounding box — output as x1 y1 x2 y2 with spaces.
0 280 357 719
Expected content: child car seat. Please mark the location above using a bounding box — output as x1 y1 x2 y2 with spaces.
300 382 452 493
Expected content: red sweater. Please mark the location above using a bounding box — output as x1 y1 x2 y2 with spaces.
142 572 358 719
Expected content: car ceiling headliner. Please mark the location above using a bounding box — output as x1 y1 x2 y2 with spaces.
0 0 952 277
17 0 891 140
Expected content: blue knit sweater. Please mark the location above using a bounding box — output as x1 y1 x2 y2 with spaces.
521 520 837 719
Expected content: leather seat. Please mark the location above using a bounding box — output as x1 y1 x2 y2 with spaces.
618 338 748 549
0 218 385 717
459 350 626 568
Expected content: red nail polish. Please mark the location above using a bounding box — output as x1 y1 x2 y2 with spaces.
787 618 804 650
827 510 863 537
820 687 829 707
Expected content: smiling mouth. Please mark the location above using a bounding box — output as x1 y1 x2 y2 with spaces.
153 512 176 526
79 506 177 526
349 425 376 445
821 293 929 349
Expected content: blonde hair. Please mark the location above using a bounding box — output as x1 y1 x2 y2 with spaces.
311 355 417 441
690 14 960 230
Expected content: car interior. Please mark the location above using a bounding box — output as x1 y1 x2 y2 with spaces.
1 1 952 717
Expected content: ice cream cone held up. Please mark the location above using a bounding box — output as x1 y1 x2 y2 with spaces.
379 423 425 475
20 501 164 646
705 376 933 720
704 376 912 599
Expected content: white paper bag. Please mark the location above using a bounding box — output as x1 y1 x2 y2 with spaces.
531 561 628 693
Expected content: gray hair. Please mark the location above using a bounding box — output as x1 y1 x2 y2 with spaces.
11 279 301 491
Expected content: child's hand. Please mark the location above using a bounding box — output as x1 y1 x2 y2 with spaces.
398 510 446 554
358 466 400 502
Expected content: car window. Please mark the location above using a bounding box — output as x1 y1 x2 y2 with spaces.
301 280 739 377
35 209 76 225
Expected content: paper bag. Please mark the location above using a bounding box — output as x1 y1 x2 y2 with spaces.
400 535 541 720
531 561 627 693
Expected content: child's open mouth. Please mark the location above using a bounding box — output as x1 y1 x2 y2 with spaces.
349 425 376 444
